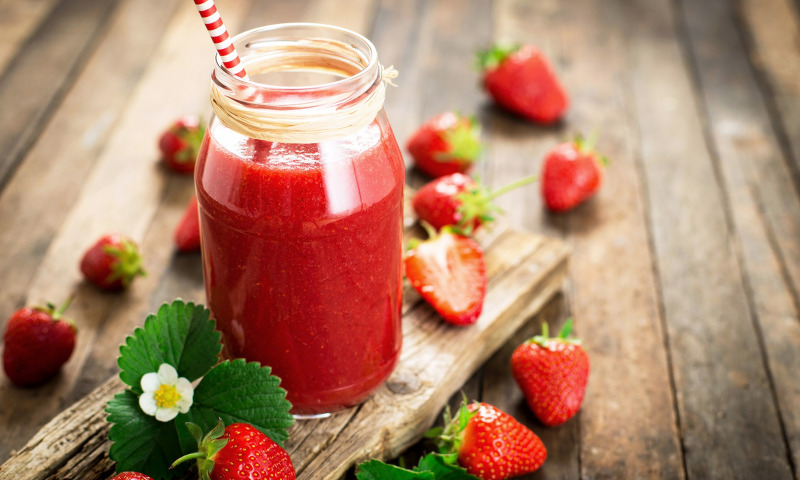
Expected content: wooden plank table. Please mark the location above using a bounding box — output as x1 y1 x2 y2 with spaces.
1 0 800 479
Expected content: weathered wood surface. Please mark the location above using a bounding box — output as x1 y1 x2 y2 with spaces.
0 223 569 480
2 0 800 479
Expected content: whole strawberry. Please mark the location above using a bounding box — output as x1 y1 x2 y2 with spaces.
407 112 483 178
412 173 536 235
159 115 206 174
109 473 154 480
405 226 487 326
433 401 546 479
511 319 590 427
174 196 201 252
541 136 605 212
80 234 146 291
3 299 76 387
172 421 295 480
477 44 568 124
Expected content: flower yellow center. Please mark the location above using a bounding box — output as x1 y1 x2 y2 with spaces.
154 384 181 409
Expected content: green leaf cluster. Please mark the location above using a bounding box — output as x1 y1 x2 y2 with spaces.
106 299 294 479
356 454 480 480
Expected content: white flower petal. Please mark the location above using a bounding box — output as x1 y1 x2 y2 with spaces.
139 392 158 416
176 396 193 413
155 407 179 422
157 363 178 384
140 372 160 393
175 377 193 395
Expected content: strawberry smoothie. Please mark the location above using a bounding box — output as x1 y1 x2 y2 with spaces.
195 116 404 415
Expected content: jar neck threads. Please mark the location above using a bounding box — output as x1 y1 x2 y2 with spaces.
210 23 396 144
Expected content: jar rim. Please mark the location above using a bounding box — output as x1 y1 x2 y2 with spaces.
213 22 380 94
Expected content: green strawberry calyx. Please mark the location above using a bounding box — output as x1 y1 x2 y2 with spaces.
435 115 483 165
426 396 476 465
103 238 147 287
174 122 207 163
455 175 537 236
529 318 581 348
573 133 609 167
476 44 522 71
33 296 76 328
171 420 229 480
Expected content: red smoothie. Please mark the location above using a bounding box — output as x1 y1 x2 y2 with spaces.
195 116 405 415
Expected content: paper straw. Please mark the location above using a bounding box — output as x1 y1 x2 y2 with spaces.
193 0 249 79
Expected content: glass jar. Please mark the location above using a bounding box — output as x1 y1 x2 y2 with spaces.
195 23 404 416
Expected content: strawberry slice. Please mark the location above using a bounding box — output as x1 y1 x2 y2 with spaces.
405 226 487 326
406 112 483 178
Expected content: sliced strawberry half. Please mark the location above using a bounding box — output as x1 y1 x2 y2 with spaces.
405 226 487 326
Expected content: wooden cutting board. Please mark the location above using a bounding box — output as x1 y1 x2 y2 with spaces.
0 221 568 480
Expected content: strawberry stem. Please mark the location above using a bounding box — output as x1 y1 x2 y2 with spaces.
53 296 74 320
486 175 538 201
171 420 229 480
530 318 580 347
420 220 439 240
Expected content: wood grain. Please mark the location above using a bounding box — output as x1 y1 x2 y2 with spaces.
626 0 792 477
0 0 60 72
0 226 569 480
0 0 254 461
0 0 180 357
739 0 800 188
679 0 800 472
485 0 685 478
0 0 120 190
2 0 800 478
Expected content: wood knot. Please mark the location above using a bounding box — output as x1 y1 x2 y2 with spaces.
386 372 421 395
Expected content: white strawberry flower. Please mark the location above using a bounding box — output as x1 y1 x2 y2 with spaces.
138 363 194 422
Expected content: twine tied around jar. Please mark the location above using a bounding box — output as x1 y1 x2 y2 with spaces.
210 38 399 144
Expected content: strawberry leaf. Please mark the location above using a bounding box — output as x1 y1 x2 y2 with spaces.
417 454 480 479
106 390 190 479
475 44 521 70
107 300 293 479
185 359 294 447
357 460 435 480
356 454 479 480
117 300 221 392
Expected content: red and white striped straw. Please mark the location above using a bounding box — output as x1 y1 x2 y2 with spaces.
193 0 249 80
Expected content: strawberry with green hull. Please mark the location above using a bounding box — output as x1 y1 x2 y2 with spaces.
80 234 146 291
412 173 536 235
510 319 590 427
174 196 201 252
478 44 568 124
407 112 483 178
3 299 76 387
172 421 295 480
541 136 605 212
404 226 486 326
431 401 547 480
159 115 206 174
